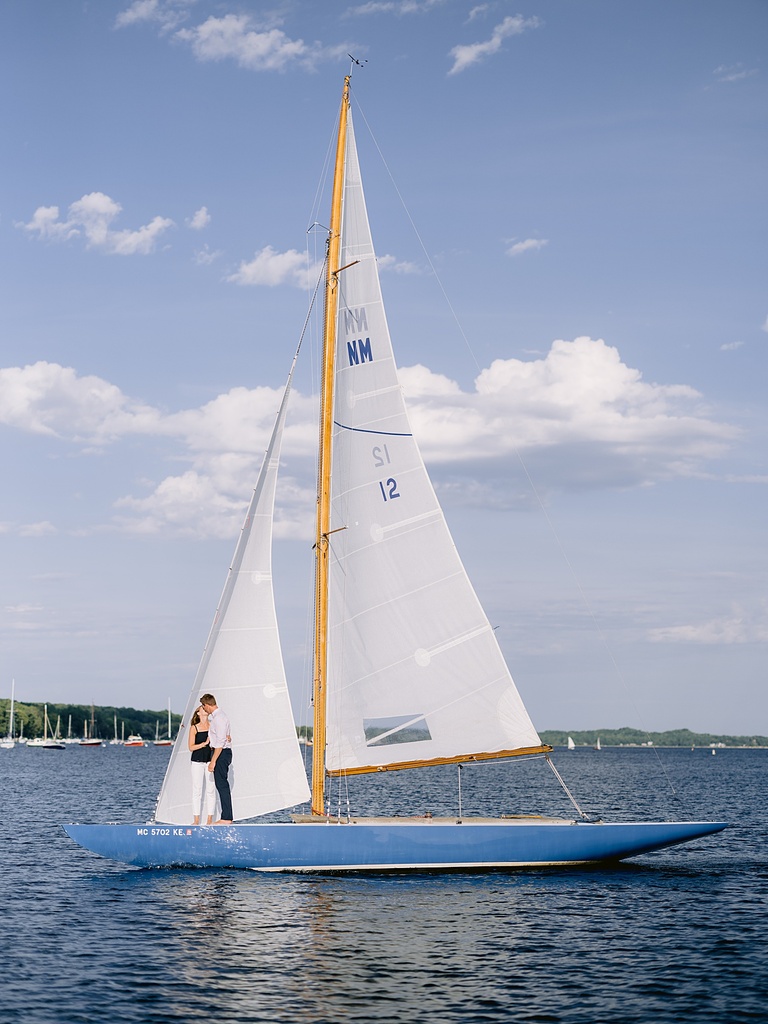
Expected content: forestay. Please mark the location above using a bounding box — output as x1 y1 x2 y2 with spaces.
154 368 310 824
325 112 544 774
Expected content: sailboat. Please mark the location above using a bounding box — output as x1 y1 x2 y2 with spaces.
153 700 174 746
109 713 122 745
64 76 726 871
29 704 65 750
0 680 15 749
80 705 103 746
567 736 576 751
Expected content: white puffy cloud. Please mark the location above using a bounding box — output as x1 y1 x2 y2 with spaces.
713 63 759 84
19 192 174 255
448 15 541 75
193 244 222 266
1 602 50 634
0 361 312 455
347 0 446 14
648 604 768 644
0 360 318 538
378 254 422 274
228 246 323 289
175 14 344 71
21 205 78 242
18 522 58 538
114 468 245 538
113 461 315 540
0 337 738 536
160 386 313 455
187 206 211 230
118 6 349 69
399 337 737 492
0 362 162 442
116 0 164 28
506 238 548 257
115 0 193 31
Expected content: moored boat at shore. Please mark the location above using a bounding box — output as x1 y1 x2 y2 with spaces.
29 704 65 750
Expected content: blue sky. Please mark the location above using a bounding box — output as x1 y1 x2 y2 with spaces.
1 0 765 734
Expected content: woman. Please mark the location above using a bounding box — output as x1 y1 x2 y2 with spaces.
188 705 217 825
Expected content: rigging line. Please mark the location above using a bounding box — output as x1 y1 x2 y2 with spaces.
343 772 351 822
297 253 328 357
299 541 317 781
292 251 327 789
545 755 590 820
306 113 340 235
352 98 484 376
303 220 325 441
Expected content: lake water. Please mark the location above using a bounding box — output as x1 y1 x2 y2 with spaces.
2 744 766 1023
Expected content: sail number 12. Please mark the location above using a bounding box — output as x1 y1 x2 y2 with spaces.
373 445 400 502
379 478 400 501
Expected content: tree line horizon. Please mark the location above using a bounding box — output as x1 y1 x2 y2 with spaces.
1 700 765 748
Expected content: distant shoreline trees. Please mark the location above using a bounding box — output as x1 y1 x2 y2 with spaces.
0 701 182 741
1 703 765 747
539 727 768 748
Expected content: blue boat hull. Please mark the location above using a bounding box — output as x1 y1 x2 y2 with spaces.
62 819 727 871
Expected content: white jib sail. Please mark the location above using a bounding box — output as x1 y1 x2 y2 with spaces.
325 111 542 773
154 366 310 823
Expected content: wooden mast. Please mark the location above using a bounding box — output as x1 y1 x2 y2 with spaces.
311 76 351 815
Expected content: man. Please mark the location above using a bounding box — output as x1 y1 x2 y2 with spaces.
200 693 232 824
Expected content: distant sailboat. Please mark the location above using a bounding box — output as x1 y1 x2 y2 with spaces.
80 705 103 746
153 699 174 746
29 704 65 750
64 74 726 871
109 713 122 745
594 737 602 751
567 736 576 751
0 680 15 749
64 714 77 744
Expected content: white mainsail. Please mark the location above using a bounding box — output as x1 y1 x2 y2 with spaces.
154 365 310 824
324 112 543 774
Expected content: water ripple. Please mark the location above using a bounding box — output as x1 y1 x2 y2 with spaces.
1 746 766 1022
